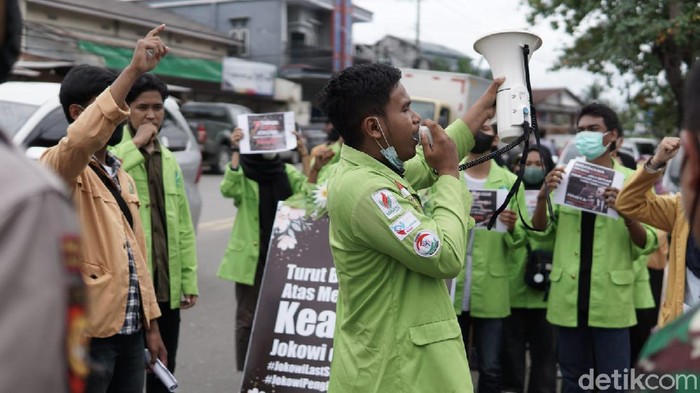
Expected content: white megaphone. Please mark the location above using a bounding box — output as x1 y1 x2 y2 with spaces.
474 30 542 143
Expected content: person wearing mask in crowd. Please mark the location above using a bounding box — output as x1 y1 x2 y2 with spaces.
437 120 524 393
0 1 88 390
318 62 502 392
532 103 658 392
218 129 321 371
502 145 558 393
40 26 169 392
635 61 700 374
110 73 198 393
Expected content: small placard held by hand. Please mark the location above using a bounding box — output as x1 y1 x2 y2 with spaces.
237 112 296 154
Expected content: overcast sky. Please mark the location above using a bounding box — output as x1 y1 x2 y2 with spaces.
352 0 619 103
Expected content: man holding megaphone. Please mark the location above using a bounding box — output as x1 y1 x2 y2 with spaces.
318 62 502 392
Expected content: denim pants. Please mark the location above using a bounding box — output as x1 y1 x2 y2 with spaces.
558 325 630 393
458 313 503 393
502 308 557 393
146 302 180 393
85 331 145 393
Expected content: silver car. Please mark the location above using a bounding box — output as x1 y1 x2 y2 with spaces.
0 82 203 228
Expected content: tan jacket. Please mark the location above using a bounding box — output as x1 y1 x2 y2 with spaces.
616 166 689 327
41 88 160 338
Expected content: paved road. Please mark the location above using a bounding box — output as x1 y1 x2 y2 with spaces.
175 173 242 392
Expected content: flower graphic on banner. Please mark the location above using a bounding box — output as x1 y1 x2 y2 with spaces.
273 204 309 251
310 179 329 219
277 234 297 251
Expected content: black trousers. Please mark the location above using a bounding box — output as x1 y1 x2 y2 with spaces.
235 266 264 371
501 308 557 393
146 302 180 393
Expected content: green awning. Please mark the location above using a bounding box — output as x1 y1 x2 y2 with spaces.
78 41 222 83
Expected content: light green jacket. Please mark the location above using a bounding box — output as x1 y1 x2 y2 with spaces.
327 120 475 393
508 220 554 309
217 163 307 285
536 159 658 328
111 128 199 308
446 164 527 318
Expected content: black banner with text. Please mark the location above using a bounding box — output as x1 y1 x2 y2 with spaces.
240 203 336 393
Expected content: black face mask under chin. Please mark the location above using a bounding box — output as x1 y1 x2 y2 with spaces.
107 123 125 147
471 132 495 154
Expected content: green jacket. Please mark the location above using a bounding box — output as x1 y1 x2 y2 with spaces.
327 120 475 393
111 128 198 309
537 159 658 328
217 163 307 285
508 223 554 309
445 164 526 318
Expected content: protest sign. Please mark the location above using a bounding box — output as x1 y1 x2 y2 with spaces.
238 112 297 154
470 189 508 232
240 202 336 393
552 158 624 218
524 190 539 217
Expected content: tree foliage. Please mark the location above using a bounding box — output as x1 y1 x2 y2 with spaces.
526 0 700 133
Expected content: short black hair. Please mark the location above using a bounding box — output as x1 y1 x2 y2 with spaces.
317 63 402 148
684 62 700 134
59 64 118 124
126 73 169 105
577 102 623 137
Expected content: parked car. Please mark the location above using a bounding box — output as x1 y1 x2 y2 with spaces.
180 101 252 174
619 137 658 162
0 82 203 228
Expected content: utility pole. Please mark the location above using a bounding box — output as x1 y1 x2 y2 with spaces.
415 0 421 63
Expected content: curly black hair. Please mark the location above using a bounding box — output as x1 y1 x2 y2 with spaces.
317 63 402 148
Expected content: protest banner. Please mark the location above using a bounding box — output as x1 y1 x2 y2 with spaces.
524 189 539 217
552 158 624 218
470 189 507 232
238 112 297 154
240 202 336 393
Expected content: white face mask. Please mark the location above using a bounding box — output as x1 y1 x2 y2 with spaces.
261 153 277 160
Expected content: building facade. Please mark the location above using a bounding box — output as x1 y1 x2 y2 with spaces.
127 0 372 105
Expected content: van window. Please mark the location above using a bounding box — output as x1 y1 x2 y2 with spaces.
23 107 70 148
411 100 437 124
0 101 39 137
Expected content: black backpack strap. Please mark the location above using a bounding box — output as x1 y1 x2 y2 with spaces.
89 164 134 230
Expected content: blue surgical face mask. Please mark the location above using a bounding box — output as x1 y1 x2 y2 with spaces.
523 166 545 185
575 131 610 161
373 117 405 173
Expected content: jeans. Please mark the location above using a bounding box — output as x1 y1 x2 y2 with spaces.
502 308 557 393
558 326 630 393
458 313 503 393
146 302 180 393
84 331 145 393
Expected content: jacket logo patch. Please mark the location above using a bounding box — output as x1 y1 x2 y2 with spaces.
390 211 420 241
413 230 441 257
372 189 402 219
